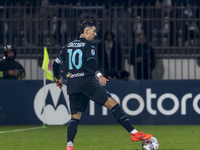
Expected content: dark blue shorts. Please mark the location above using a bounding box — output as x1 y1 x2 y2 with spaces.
69 85 111 114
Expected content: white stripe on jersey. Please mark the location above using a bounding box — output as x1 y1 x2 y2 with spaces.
55 58 63 64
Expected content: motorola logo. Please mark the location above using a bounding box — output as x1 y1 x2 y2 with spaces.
34 83 71 125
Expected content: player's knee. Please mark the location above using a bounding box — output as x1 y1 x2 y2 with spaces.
104 97 118 110
71 112 82 120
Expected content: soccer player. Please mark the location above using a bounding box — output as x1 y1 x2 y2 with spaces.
53 21 152 150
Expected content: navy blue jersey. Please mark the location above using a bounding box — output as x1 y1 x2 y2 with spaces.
54 38 99 94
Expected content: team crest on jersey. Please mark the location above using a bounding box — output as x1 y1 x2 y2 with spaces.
91 49 95 56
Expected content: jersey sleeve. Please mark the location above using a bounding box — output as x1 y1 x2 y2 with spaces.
86 44 98 73
53 49 66 79
55 49 66 64
85 45 96 62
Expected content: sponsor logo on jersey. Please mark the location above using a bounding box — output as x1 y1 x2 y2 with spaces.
67 72 85 78
91 49 95 56
68 42 86 47
67 72 71 78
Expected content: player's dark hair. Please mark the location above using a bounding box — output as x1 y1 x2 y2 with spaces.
79 21 94 34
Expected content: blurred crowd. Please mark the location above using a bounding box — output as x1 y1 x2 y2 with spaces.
0 0 200 80
1 0 200 6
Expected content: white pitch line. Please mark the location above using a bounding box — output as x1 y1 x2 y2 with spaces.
0 126 46 134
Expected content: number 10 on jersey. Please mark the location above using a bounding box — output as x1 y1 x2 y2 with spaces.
67 49 83 70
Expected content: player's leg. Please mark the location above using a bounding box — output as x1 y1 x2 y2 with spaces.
66 112 82 150
104 97 152 142
87 87 135 133
85 85 152 142
104 97 135 132
66 93 89 150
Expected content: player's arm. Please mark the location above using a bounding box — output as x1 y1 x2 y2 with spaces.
53 52 65 89
95 70 109 87
53 58 63 89
88 59 108 86
86 45 108 86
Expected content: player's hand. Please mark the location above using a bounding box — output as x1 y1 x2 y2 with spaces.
56 79 63 89
98 76 109 86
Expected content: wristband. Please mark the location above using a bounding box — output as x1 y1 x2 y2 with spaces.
96 72 102 78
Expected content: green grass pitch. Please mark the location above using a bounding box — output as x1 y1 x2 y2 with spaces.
0 125 199 150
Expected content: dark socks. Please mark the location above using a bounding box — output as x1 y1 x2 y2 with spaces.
67 118 80 143
111 104 134 133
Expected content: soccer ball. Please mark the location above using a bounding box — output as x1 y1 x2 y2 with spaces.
142 137 159 150
142 144 155 150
